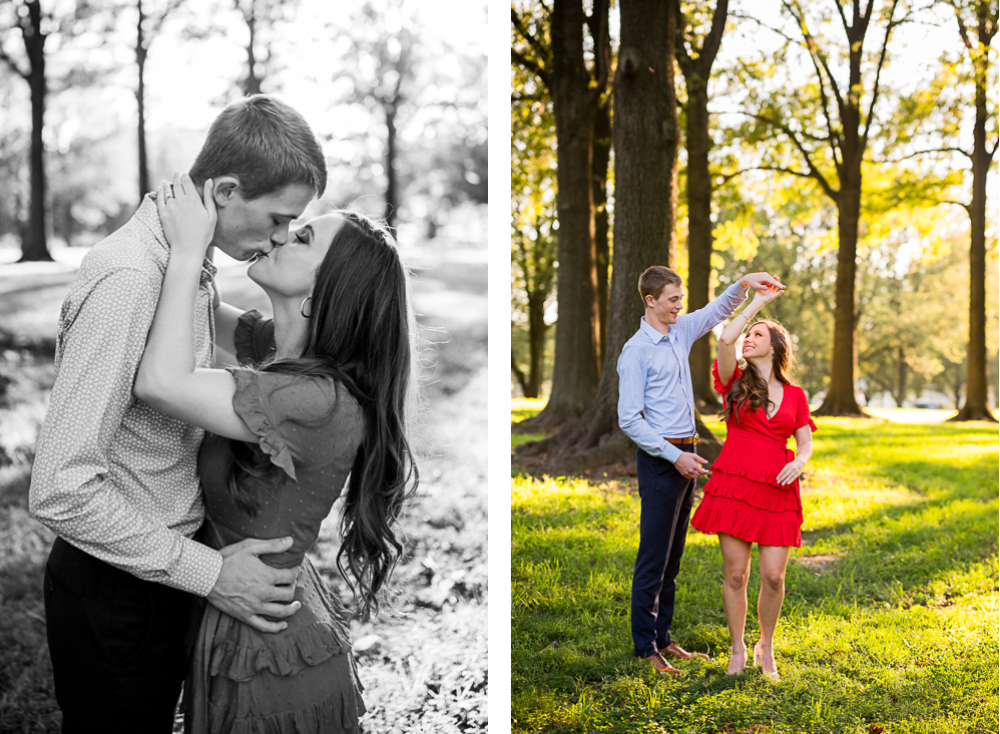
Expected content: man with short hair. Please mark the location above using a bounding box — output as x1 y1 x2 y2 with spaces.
29 94 327 733
618 266 783 676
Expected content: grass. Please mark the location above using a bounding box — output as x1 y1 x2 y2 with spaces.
511 404 999 733
0 242 487 733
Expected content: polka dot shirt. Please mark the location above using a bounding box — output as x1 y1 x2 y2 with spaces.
28 195 224 597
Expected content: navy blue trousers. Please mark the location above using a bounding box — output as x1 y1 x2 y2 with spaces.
631 445 698 658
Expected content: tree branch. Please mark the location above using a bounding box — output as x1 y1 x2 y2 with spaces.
0 38 28 80
701 0 731 69
717 164 827 186
869 145 972 163
511 48 550 89
674 2 693 76
741 111 838 199
861 0 901 155
950 0 975 52
783 0 846 114
511 8 551 84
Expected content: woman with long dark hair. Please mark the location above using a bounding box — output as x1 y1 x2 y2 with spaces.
135 173 418 732
690 283 815 683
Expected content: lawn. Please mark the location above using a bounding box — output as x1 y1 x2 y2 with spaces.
511 404 999 733
0 236 487 733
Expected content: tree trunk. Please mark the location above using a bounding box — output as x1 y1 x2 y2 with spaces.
816 176 864 415
511 353 529 397
526 293 548 398
516 0 711 472
136 0 150 204
243 1 263 95
685 73 719 410
18 1 50 262
952 1 997 421
894 344 907 408
593 94 611 366
385 100 398 231
516 0 600 431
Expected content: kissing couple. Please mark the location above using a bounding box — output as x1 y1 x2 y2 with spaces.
30 94 418 733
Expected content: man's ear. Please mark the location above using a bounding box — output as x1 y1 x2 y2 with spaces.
212 176 241 208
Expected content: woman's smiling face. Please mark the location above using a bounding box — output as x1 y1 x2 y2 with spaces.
248 213 345 298
742 323 772 360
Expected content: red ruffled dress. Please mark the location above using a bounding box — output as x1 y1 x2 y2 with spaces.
691 361 817 547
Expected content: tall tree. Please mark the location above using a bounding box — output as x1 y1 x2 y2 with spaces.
518 0 687 470
331 0 415 231
134 0 186 205
512 74 558 398
947 0 998 421
512 0 609 430
676 0 729 409
590 9 613 364
732 0 908 415
232 0 296 95
0 0 51 261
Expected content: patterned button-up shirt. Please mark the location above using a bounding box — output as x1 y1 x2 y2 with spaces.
617 282 747 464
29 195 224 597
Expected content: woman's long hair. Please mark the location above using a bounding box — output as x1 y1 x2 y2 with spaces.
720 319 796 424
229 210 418 620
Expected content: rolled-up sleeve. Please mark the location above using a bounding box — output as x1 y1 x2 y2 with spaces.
617 343 681 464
29 268 223 597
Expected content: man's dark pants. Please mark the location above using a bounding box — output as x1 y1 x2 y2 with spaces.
631 445 698 659
44 537 196 733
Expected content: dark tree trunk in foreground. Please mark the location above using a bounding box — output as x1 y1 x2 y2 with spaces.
677 0 728 410
517 0 719 471
951 0 997 422
1 0 52 261
514 0 609 432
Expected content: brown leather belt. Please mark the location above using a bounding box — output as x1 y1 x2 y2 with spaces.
664 435 699 445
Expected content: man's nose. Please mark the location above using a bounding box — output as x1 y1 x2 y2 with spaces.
270 225 290 247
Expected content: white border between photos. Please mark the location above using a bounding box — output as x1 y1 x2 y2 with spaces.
487 0 513 728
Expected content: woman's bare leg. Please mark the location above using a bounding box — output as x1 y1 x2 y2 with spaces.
718 533 752 673
755 544 791 677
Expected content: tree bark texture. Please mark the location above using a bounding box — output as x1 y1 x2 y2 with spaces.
516 0 707 471
17 0 51 262
518 0 601 430
952 0 997 422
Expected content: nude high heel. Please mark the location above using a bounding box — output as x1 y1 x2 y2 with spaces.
753 642 780 682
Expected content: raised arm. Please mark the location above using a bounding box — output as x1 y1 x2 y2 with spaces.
716 283 782 386
135 175 255 443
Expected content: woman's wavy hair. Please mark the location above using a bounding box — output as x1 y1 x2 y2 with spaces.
228 209 418 620
720 319 797 424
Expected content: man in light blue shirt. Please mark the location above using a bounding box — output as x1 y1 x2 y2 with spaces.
618 265 783 675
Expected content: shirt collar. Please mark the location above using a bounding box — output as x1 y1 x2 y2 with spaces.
639 316 671 343
135 193 217 285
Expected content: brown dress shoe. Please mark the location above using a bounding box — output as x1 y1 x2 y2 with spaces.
639 651 683 677
659 642 710 661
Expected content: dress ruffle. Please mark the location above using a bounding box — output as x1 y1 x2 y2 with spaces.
234 309 275 366
209 621 351 682
208 684 364 734
704 470 802 513
229 370 298 481
711 449 796 490
692 493 802 547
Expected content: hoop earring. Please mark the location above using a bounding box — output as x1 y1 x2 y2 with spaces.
300 296 313 318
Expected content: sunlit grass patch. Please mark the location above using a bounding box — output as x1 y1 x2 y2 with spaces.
511 412 999 733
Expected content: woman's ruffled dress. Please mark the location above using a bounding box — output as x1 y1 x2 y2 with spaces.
185 311 366 733
691 361 817 547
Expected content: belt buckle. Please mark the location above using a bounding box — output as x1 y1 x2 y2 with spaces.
692 433 700 445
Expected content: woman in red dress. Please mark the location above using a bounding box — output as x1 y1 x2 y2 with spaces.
690 283 815 682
